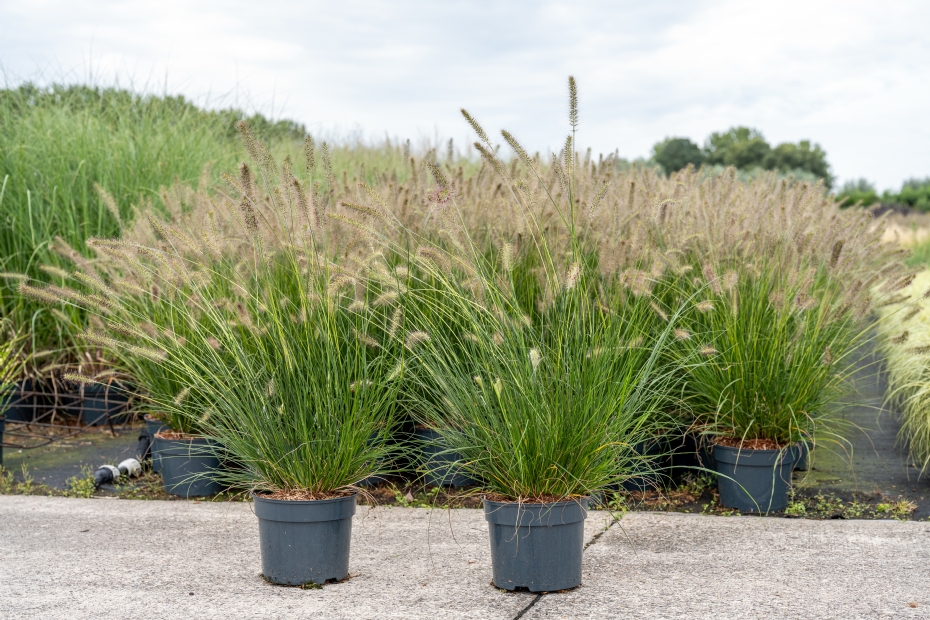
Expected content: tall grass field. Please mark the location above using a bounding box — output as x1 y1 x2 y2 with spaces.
6 77 926 497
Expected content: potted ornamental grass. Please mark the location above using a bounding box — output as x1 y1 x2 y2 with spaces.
160 256 401 585
406 250 677 591
0 324 25 466
678 259 873 512
20 122 404 583
401 85 678 590
138 126 401 585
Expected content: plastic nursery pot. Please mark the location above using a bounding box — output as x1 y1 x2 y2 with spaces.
415 427 478 487
667 432 700 475
483 497 589 592
253 492 356 586
78 384 130 426
791 440 811 472
713 444 796 513
145 416 169 474
668 433 717 478
620 439 667 492
1 379 45 422
156 434 224 497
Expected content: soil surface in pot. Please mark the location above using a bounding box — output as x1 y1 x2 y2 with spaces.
154 429 198 440
714 437 787 451
483 492 587 504
260 489 354 501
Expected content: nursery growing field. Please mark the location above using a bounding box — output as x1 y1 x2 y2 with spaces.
2 79 930 597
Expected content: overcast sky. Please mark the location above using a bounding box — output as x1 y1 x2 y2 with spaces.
2 0 928 191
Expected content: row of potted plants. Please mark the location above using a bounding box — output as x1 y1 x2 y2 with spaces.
14 80 905 590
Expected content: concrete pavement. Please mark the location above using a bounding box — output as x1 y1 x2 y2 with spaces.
1 495 928 619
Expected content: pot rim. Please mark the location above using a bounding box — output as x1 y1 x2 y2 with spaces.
481 495 590 507
251 490 358 505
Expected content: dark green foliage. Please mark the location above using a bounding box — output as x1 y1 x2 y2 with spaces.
836 178 880 208
764 140 831 183
895 178 930 211
704 127 772 170
652 137 706 174
702 126 833 188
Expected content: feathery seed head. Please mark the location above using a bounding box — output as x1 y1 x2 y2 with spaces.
722 271 739 292
695 300 714 313
568 76 579 130
461 109 490 145
388 307 403 338
63 372 96 385
699 345 718 357
18 283 61 305
529 348 541 370
650 300 668 321
404 330 431 350
39 264 70 280
373 290 399 307
674 329 691 340
564 262 582 291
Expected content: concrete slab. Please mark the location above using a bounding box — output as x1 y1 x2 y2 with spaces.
0 495 612 619
525 511 930 619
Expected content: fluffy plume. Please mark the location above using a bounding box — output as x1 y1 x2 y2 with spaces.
529 348 542 370
404 331 431 350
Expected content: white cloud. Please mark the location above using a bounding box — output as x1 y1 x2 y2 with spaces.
1 0 927 190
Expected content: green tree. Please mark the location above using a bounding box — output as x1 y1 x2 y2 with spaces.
652 137 706 174
704 126 771 169
765 140 833 187
836 178 879 207
894 178 930 211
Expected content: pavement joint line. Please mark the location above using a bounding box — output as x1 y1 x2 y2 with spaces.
513 593 543 619
512 511 621 619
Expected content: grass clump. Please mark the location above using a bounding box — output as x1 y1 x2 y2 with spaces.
20 76 908 503
876 269 930 472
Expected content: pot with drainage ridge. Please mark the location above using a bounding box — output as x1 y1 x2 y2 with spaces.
713 440 795 513
483 496 588 592
253 491 356 586
156 432 224 497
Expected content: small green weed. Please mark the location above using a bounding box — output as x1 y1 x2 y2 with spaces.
65 465 96 498
393 486 441 508
18 464 35 494
785 501 807 517
875 500 917 521
0 466 13 493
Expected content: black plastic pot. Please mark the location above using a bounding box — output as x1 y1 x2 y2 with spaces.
620 439 666 492
792 441 811 471
1 379 44 422
145 416 169 473
0 414 5 466
667 432 699 474
668 432 716 479
484 497 588 592
713 444 796 513
78 384 130 426
157 435 224 497
416 428 478 487
253 492 356 586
